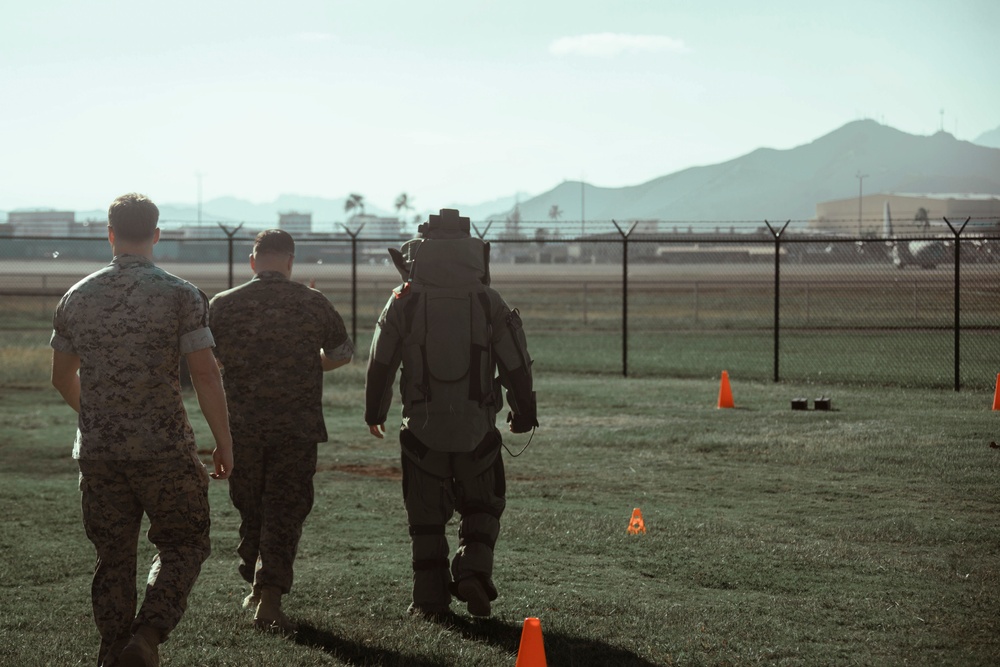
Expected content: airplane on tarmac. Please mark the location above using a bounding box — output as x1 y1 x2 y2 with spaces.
882 200 947 269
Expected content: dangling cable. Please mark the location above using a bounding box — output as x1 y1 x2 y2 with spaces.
502 427 535 457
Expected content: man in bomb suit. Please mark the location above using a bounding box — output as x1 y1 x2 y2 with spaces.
365 209 537 618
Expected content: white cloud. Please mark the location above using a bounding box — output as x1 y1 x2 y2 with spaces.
550 33 689 57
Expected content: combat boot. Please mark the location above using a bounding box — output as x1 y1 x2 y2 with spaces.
98 637 129 667
455 577 491 618
253 585 297 635
117 626 160 667
242 586 260 611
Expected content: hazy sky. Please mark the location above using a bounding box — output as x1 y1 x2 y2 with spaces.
2 0 997 214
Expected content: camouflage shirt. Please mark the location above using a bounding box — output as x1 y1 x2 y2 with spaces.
209 271 353 444
50 254 215 460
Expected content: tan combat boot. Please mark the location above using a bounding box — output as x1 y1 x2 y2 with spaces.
253 585 297 635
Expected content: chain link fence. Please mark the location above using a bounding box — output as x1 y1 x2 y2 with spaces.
2 216 998 390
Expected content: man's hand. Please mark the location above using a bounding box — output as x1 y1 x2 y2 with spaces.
210 444 234 480
369 423 385 439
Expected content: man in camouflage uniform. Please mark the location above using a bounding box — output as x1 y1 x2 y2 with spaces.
209 228 353 633
50 192 234 667
365 209 537 618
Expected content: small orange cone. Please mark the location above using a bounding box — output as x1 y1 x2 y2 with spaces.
515 617 547 667
993 373 1000 411
717 370 734 409
627 507 646 534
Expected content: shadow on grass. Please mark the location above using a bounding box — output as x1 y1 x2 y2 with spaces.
292 615 661 666
438 615 662 667
292 622 450 667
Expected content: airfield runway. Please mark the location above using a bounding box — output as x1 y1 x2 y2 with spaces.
1 258 993 297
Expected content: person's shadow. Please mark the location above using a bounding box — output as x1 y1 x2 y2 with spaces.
293 614 662 666
292 621 448 666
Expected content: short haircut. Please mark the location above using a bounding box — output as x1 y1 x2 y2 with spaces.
253 228 295 256
108 193 159 242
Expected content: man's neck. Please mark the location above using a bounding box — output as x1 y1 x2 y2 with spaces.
112 244 154 260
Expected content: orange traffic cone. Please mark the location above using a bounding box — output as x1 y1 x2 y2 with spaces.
627 508 646 534
515 617 547 667
993 373 1000 411
717 370 734 409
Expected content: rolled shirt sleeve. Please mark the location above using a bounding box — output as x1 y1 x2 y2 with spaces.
50 330 75 355
180 326 215 355
323 339 354 364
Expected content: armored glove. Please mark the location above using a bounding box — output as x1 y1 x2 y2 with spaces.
506 391 538 433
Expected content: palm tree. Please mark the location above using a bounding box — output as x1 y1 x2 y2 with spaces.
344 193 365 219
395 192 414 220
914 207 930 231
548 204 562 221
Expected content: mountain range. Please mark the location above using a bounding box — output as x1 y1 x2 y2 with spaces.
4 120 999 228
502 120 1000 224
974 125 1000 149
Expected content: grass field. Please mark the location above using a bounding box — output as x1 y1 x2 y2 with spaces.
2 356 999 666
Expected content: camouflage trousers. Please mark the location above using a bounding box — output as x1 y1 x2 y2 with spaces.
77 451 211 665
228 440 317 595
400 429 506 612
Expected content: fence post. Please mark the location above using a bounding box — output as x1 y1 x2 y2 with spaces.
340 223 365 346
764 220 791 383
217 222 245 290
943 217 970 392
612 220 638 377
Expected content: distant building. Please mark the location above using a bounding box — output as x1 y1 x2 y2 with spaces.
9 210 75 237
69 219 107 237
347 213 401 239
813 194 1000 235
279 211 312 236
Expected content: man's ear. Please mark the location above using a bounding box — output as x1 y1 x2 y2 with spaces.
249 253 256 272
152 228 161 245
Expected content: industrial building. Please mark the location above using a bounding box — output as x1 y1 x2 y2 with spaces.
813 193 1000 235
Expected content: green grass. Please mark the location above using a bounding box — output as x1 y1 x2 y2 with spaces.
9 322 997 395
2 362 999 666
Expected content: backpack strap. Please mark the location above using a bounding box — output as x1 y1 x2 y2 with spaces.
470 291 496 407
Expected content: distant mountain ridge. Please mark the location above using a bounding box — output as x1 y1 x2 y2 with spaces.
502 120 1000 224
4 120 998 228
973 125 1000 149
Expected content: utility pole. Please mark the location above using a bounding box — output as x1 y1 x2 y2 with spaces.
856 171 868 235
580 176 586 238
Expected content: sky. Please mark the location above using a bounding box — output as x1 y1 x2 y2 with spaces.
2 0 998 215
